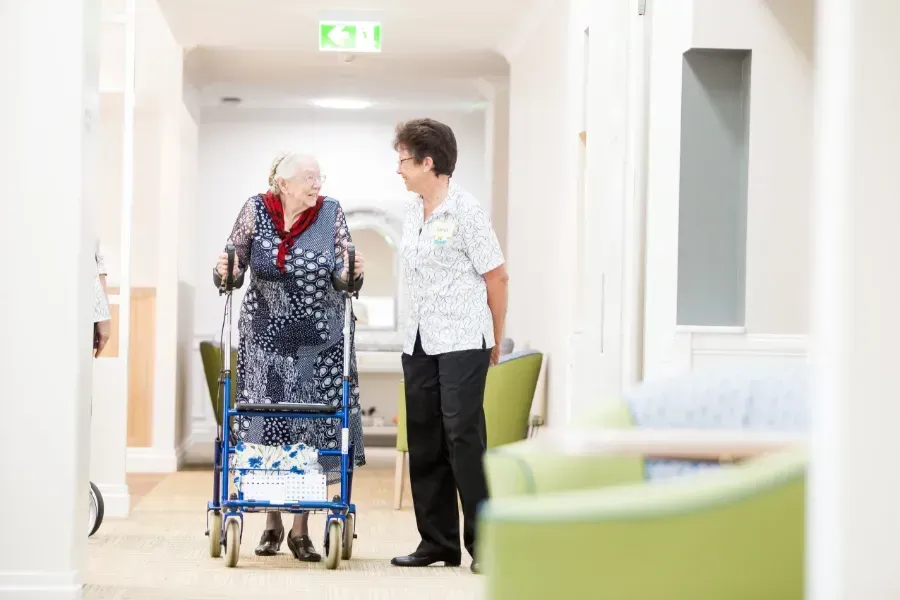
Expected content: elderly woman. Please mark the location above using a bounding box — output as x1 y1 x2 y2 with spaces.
213 151 366 562
390 118 508 574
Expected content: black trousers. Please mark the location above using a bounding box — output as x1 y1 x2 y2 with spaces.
401 331 492 560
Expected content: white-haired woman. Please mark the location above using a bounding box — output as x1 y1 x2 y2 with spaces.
213 152 367 562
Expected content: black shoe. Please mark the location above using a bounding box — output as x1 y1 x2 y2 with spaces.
254 527 284 556
391 551 461 567
286 533 321 562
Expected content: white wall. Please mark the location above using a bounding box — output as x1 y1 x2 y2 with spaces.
807 3 900 595
90 90 131 516
95 113 164 287
692 0 814 335
0 1 99 595
92 0 196 472
95 94 125 277
481 79 510 256
505 0 585 425
642 0 814 377
176 103 199 448
501 0 812 422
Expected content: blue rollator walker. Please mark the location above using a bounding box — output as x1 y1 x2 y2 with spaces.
206 242 359 569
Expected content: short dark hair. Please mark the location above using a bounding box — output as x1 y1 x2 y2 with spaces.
392 118 458 177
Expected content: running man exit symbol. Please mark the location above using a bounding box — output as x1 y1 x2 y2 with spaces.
319 21 382 53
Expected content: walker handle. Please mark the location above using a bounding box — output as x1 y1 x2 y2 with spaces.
347 243 355 295
225 242 235 292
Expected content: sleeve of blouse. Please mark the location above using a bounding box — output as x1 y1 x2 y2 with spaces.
94 239 108 276
213 197 255 289
462 204 505 275
229 196 256 270
333 200 352 275
332 201 365 292
93 275 111 323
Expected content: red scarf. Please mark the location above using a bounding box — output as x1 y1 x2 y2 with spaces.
261 191 324 273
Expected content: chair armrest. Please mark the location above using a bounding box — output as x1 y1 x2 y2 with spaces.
485 438 644 499
533 428 807 462
571 399 636 429
486 400 642 498
479 450 806 600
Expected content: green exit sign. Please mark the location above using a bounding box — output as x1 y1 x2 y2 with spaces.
319 21 382 53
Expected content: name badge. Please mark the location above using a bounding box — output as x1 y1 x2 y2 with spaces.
430 220 455 246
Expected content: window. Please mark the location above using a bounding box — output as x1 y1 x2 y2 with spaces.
676 49 751 327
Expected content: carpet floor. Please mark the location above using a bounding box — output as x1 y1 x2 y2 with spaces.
84 455 483 600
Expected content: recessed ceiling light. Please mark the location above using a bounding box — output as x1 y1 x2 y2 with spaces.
310 98 372 110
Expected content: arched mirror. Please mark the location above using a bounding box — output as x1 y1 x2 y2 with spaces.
345 208 405 350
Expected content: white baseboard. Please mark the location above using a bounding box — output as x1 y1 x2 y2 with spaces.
0 571 80 600
182 419 218 463
190 419 216 444
94 483 130 517
126 447 177 473
126 437 193 473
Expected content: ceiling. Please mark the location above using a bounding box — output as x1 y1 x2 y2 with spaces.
157 0 528 112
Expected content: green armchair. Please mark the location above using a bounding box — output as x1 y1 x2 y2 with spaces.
478 365 811 598
478 449 806 599
486 364 811 498
485 401 645 499
198 341 237 426
393 350 544 509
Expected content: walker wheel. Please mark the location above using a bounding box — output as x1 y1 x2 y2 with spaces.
324 519 343 570
341 513 355 560
208 511 222 558
224 517 241 568
88 482 105 537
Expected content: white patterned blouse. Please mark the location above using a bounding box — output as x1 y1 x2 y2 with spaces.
400 182 505 355
93 239 111 323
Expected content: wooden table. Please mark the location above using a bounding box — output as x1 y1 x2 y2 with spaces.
531 428 807 462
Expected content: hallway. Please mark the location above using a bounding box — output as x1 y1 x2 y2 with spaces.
85 455 479 600
8 0 900 597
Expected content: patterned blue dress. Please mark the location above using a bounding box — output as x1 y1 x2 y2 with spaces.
227 194 366 482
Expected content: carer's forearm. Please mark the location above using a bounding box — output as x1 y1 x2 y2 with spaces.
485 277 508 345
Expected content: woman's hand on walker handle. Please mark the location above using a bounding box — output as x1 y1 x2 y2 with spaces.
341 249 365 281
215 252 240 279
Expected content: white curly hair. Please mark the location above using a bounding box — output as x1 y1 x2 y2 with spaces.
267 151 318 194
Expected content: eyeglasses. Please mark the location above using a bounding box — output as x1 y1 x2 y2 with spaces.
294 174 326 185
397 157 414 167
